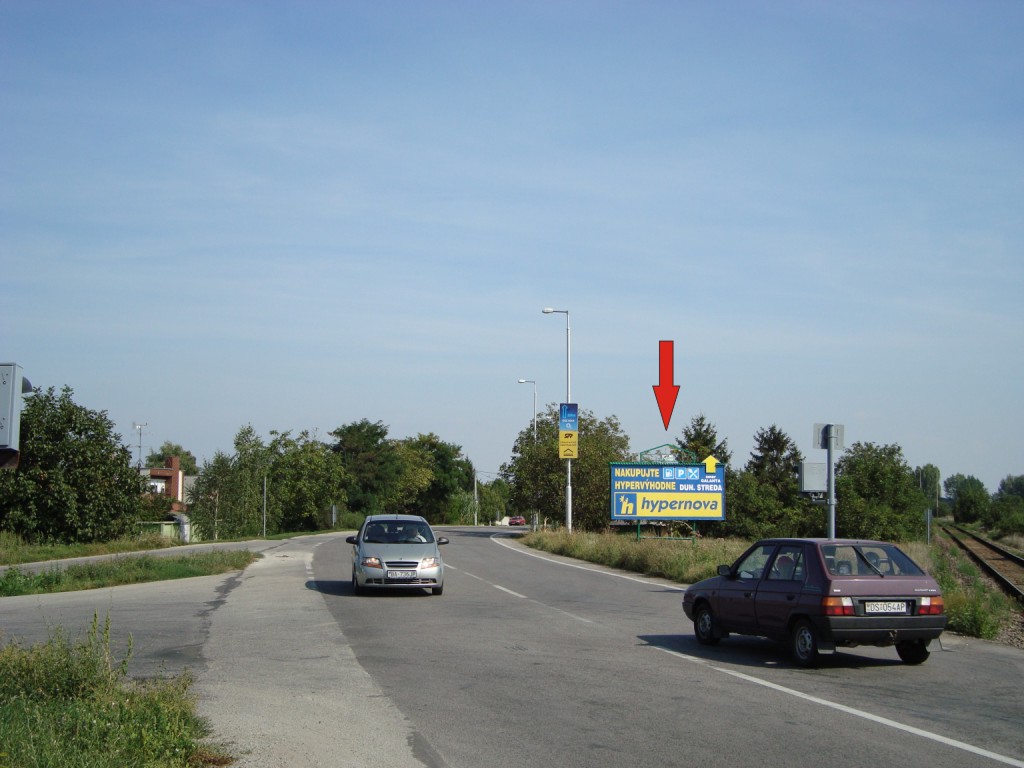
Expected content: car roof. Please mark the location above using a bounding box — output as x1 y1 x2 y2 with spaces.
364 514 429 523
756 537 894 547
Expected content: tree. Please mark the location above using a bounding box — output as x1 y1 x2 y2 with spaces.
944 474 989 525
675 414 732 468
266 430 348 532
835 442 927 540
146 441 199 475
996 475 1024 501
987 474 1024 534
474 477 510 525
724 425 818 538
0 386 142 543
378 441 435 515
330 420 404 516
746 425 803 505
402 433 474 523
187 451 235 540
913 464 942 513
501 405 632 532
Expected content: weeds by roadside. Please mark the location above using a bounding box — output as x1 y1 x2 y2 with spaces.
924 534 1016 639
521 529 749 584
0 531 179 567
0 613 233 767
0 551 258 598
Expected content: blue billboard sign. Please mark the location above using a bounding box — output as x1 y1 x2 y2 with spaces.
610 458 726 521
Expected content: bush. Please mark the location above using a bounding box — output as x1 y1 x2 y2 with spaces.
0 614 227 767
924 535 1014 640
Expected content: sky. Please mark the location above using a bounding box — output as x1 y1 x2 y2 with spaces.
2 1 1022 494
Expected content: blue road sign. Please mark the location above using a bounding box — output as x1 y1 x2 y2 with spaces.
559 403 578 431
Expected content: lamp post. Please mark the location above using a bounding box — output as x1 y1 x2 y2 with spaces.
517 379 537 441
542 307 572 532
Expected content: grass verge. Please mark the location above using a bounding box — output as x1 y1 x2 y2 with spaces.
0 531 181 567
0 613 232 768
0 551 258 598
521 529 749 584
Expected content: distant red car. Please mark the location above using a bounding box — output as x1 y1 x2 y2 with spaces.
682 538 946 667
508 516 527 526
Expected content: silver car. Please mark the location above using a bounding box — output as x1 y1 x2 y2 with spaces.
347 514 448 596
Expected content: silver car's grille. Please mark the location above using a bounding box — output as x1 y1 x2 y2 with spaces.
384 560 420 568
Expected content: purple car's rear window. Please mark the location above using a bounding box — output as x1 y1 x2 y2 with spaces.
820 544 925 577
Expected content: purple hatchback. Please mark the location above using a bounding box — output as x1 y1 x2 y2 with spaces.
682 538 947 667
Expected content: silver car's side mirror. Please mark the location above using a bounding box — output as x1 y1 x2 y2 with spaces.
437 537 450 545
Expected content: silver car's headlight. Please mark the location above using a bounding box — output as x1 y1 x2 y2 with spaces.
361 556 382 568
421 557 441 569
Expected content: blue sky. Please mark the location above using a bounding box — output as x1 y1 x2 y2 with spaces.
3 1 1021 494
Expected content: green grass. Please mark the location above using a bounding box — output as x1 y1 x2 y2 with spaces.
522 529 1021 641
0 614 232 767
0 551 259 598
521 529 749 584
0 531 181 567
924 534 1016 639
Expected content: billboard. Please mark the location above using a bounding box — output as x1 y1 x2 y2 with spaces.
610 459 725 521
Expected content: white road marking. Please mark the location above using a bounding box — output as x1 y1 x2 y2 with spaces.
488 533 686 591
654 637 1023 765
493 584 528 599
447 562 586 620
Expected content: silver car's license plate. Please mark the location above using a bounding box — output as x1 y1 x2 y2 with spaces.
387 570 416 579
865 601 907 614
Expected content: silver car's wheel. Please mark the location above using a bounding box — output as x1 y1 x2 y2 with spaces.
351 567 364 596
431 583 444 596
791 620 820 668
694 603 720 646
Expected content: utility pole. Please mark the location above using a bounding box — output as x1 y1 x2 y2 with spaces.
133 422 147 469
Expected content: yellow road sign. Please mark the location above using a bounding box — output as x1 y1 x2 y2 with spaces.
559 430 578 459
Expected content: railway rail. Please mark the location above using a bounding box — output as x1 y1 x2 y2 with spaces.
942 524 1024 603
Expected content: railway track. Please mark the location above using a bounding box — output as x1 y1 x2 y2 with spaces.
942 524 1024 603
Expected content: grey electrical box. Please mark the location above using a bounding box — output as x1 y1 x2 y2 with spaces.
0 363 31 451
800 462 827 493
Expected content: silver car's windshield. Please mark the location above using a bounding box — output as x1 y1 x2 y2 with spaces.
362 521 434 544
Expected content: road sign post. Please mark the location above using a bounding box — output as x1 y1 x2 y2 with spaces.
813 423 844 540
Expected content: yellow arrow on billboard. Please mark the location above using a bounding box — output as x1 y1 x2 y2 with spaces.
703 455 719 474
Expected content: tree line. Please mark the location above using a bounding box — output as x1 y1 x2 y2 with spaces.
1 386 1021 544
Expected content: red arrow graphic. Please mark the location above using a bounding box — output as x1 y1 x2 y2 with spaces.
652 340 680 430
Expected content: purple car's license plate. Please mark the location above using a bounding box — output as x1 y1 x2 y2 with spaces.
865 601 907 614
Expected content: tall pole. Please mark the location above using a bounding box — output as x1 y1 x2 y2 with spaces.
518 379 537 441
565 312 572 533
827 424 836 540
543 307 572 532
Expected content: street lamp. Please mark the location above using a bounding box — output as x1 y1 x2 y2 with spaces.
542 307 572 532
517 379 537 441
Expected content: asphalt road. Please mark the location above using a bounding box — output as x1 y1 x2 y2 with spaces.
1 529 1022 768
